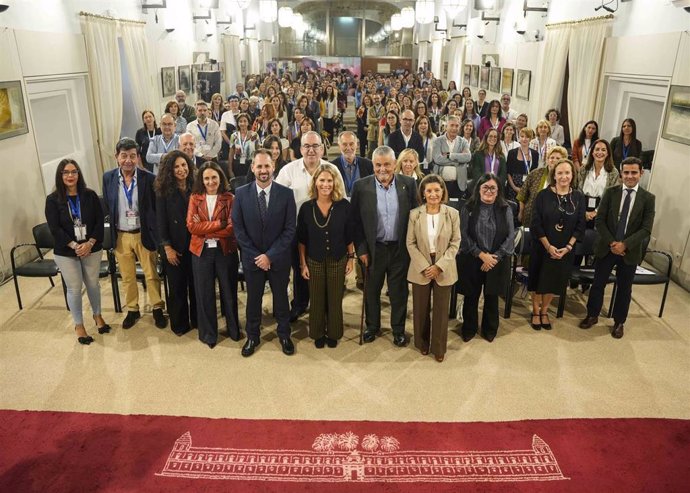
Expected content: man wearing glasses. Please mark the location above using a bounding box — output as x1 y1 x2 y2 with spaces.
276 131 331 322
388 109 426 162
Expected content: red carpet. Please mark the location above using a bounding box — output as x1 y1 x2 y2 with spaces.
0 410 688 492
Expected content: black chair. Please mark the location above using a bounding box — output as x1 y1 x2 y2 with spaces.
11 223 66 310
504 227 532 318
100 225 122 313
229 176 249 193
557 229 617 318
609 237 672 318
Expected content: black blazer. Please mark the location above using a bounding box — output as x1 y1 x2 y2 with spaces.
156 188 192 254
506 147 539 175
231 181 296 272
350 174 418 265
331 156 373 195
45 189 104 257
388 129 426 162
135 127 161 173
102 167 158 251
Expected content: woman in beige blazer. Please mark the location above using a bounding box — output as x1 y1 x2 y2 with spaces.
406 174 461 362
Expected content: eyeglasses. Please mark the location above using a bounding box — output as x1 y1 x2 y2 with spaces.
301 144 322 151
62 170 79 176
401 118 414 122
480 186 498 193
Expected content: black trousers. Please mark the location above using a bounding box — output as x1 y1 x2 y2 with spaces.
460 256 499 339
164 250 197 333
290 239 310 312
586 252 637 324
244 265 291 342
192 246 240 344
365 242 409 336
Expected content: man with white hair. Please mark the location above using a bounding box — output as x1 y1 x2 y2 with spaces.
431 115 472 199
146 113 179 174
276 131 331 322
500 93 519 124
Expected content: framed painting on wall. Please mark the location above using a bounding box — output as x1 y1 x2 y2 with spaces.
192 51 209 64
489 67 501 93
480 67 490 90
0 81 29 141
661 85 690 146
178 65 191 93
516 69 531 101
161 66 176 98
470 65 479 87
463 65 471 86
501 68 514 96
192 64 203 93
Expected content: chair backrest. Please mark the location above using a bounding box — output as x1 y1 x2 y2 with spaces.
33 223 55 249
514 227 532 255
574 228 598 256
102 224 113 250
229 176 249 193
99 196 110 223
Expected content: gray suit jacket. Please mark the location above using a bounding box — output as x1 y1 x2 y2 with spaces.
431 134 472 191
350 174 418 266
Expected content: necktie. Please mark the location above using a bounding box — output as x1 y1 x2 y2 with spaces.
615 189 633 241
348 164 356 180
259 190 267 225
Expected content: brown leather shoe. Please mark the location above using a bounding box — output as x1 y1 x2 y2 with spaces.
579 316 599 329
435 354 444 363
612 322 625 339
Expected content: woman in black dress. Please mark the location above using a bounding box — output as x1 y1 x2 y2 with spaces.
154 150 196 335
135 110 161 173
505 128 539 202
528 159 586 330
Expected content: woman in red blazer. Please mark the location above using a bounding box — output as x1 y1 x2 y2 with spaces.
187 162 241 348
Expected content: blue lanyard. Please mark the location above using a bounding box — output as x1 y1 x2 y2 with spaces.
122 177 136 209
341 156 358 192
197 123 208 142
520 148 531 173
622 144 630 159
67 195 81 222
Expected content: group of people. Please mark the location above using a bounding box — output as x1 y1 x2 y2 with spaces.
44 67 655 362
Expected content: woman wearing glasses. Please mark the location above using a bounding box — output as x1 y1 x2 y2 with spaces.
45 159 109 345
457 174 515 342
528 159 586 330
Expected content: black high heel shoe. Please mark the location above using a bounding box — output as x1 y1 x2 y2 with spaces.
530 313 541 331
540 313 552 330
75 327 94 345
94 316 111 334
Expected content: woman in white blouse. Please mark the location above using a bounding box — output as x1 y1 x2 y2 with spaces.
529 119 557 168
546 108 565 146
576 139 620 228
500 122 519 156
414 115 436 174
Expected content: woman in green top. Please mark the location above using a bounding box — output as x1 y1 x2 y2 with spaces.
517 146 568 227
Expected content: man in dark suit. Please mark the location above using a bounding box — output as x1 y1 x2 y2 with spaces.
232 149 297 357
103 138 166 330
387 109 426 161
579 157 656 338
330 130 373 198
351 145 418 346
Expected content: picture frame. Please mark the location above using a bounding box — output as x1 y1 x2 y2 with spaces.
470 65 479 87
463 64 471 86
178 65 191 93
482 54 500 68
192 51 209 64
516 69 531 100
501 68 514 96
480 67 490 90
192 64 203 94
661 85 690 146
489 67 501 94
0 81 29 141
161 66 176 97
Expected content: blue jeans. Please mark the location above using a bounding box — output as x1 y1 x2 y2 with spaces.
54 253 102 325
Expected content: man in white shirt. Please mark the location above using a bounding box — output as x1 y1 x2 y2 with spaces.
276 131 330 322
186 101 222 163
146 114 179 174
388 109 426 161
500 93 519 123
431 115 472 199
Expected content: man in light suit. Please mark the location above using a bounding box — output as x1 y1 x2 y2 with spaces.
431 115 472 199
103 138 166 330
579 157 656 338
388 110 426 162
366 94 385 159
232 150 297 356
351 146 418 346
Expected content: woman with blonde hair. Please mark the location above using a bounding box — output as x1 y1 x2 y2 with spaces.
209 93 225 123
297 163 355 348
529 119 557 168
517 145 568 227
395 148 425 181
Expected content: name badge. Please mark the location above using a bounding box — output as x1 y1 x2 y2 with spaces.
240 157 246 164
588 197 597 209
126 209 138 226
74 225 87 241
205 239 218 248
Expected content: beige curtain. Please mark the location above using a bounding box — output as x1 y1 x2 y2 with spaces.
445 37 465 89
119 22 158 116
567 18 612 137
222 34 242 92
530 24 571 126
81 15 122 171
417 42 430 71
246 38 261 75
431 39 444 79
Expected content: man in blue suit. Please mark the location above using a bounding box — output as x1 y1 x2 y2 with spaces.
103 137 166 330
232 149 297 357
